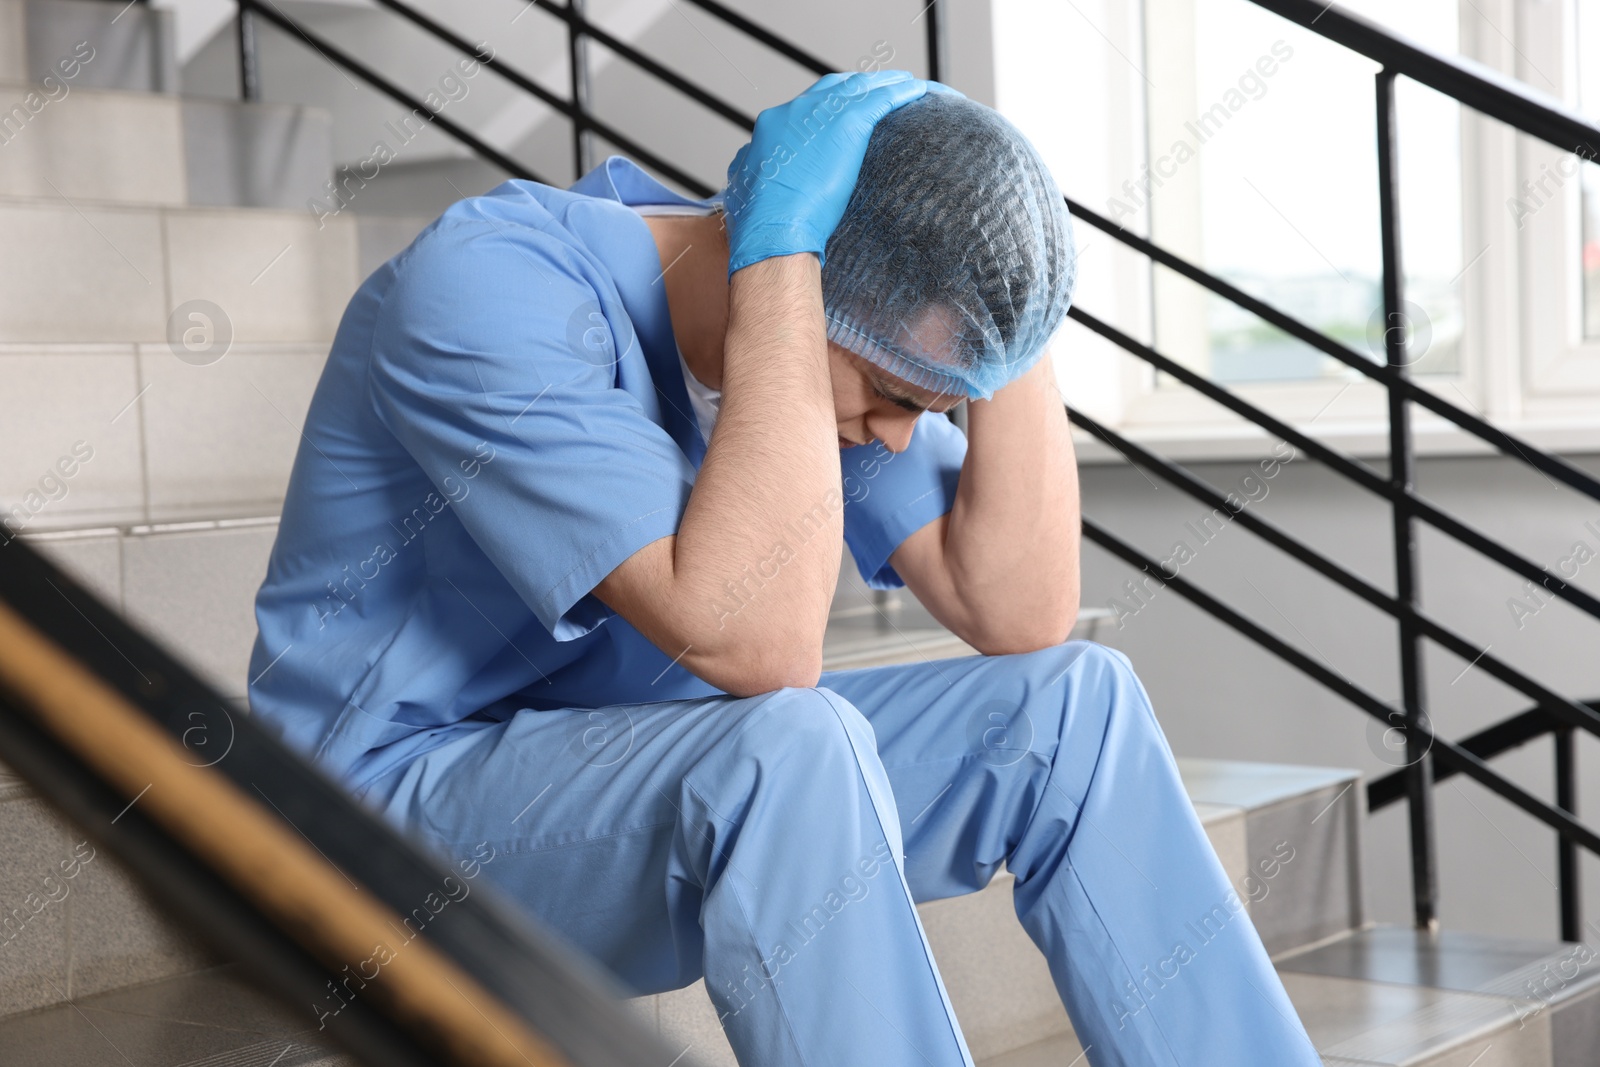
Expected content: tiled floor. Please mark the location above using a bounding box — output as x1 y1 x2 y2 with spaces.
0 965 350 1067
3 929 1594 1066
897 926 1600 1067
1275 927 1600 1066
1278 925 1587 995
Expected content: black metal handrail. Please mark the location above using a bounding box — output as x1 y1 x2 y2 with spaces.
1068 400 1600 739
1080 517 1600 855
0 538 698 1067
1068 196 1600 510
1069 299 1600 629
237 0 547 184
234 0 926 195
1252 0 1600 160
240 0 714 194
221 0 1592 939
1367 702 1599 808
1071 0 1600 938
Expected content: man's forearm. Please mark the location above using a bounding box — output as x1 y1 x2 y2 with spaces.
672 255 842 682
945 356 1081 650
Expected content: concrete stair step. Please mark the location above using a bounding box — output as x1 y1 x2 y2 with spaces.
15 0 177 95
0 756 1378 1063
182 99 335 213
2 338 331 531
0 964 349 1067
355 214 435 281
0 200 356 532
1280 925 1600 1066
0 199 357 345
1180 757 1365 959
880 920 1600 1067
0 773 214 1018
0 82 186 205
0 924 1590 1067
0 79 334 211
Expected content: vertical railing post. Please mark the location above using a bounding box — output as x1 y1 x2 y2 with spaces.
1376 68 1438 932
923 0 948 84
237 2 261 102
1556 726 1580 940
567 0 593 180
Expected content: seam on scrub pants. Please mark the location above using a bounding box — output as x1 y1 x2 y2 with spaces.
681 777 814 1067
1063 858 1183 1066
809 687 974 1067
1004 643 1095 884
1029 648 1184 1067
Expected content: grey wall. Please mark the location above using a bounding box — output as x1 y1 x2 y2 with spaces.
1079 446 1600 943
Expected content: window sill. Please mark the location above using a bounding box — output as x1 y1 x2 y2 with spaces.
1070 414 1600 466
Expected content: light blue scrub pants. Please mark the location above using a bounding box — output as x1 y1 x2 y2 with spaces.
369 641 1321 1066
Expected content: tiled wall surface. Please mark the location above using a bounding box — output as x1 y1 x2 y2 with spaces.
3 345 331 531
0 185 352 532
24 520 280 701
0 1 25 84
0 206 354 343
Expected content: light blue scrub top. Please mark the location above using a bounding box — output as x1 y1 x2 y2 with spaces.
246 157 969 791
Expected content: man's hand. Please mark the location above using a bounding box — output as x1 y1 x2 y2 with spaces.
723 70 935 275
887 355 1081 655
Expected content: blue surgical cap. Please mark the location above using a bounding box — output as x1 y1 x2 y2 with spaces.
820 92 1077 401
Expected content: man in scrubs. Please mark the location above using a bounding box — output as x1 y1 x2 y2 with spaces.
250 71 1321 1066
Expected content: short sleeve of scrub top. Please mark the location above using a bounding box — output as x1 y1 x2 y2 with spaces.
367 215 698 643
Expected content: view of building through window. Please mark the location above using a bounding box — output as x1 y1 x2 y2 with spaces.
1156 0 1463 384
1581 0 1600 338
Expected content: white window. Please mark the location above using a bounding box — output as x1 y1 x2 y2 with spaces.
1516 0 1600 417
1584 1 1600 338
1015 0 1600 457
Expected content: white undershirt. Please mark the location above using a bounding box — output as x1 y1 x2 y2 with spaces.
677 346 721 440
633 201 722 439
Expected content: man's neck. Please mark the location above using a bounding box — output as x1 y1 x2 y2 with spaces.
641 213 730 391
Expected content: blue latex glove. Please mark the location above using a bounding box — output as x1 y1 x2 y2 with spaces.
723 71 940 276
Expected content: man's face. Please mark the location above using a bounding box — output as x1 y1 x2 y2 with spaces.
827 341 963 453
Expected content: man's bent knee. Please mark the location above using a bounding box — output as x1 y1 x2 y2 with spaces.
704 686 879 780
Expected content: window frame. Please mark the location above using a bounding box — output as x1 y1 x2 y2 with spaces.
1515 0 1600 418
1059 0 1600 460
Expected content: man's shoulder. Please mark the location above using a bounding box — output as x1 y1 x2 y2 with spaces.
382 179 636 294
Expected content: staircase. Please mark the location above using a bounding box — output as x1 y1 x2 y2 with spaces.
2 1 1598 1065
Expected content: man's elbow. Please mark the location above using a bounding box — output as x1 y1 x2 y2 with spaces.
691 637 824 697
965 605 1079 657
